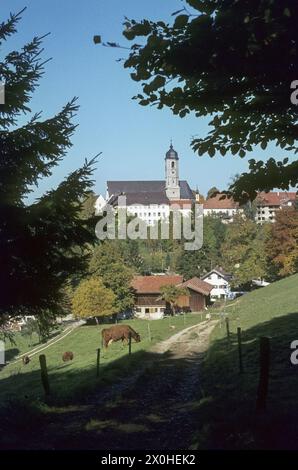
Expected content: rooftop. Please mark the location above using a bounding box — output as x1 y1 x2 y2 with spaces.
256 191 297 207
107 180 194 203
179 277 213 296
131 275 184 294
203 193 239 210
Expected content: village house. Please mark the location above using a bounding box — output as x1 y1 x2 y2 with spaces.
131 275 212 319
203 193 243 223
201 268 232 302
255 191 297 223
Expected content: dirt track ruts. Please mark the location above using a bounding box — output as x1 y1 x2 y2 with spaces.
37 319 218 450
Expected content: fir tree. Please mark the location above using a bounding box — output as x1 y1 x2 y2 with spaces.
0 10 98 320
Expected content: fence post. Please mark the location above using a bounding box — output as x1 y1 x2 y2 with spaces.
128 333 132 355
147 323 151 342
256 336 270 413
225 317 230 343
183 312 186 326
96 348 100 377
39 354 50 395
237 327 243 374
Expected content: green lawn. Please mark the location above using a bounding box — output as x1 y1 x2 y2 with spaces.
0 313 203 405
192 274 298 449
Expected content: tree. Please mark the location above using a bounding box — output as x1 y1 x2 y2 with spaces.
80 191 98 219
89 241 135 312
159 285 187 315
221 215 270 287
113 1 298 200
0 10 97 321
21 319 39 345
72 277 116 322
266 208 298 277
207 187 220 200
177 215 226 279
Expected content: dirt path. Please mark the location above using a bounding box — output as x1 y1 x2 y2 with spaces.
24 320 218 450
15 320 218 450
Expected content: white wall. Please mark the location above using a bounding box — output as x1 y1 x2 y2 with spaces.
203 272 231 300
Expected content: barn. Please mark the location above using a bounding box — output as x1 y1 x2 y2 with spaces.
131 275 212 319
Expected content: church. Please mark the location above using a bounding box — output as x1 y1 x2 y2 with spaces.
95 144 195 226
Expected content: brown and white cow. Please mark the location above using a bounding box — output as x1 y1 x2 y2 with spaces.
101 325 141 349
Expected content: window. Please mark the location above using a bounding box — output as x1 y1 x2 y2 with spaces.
171 161 175 168
145 308 150 314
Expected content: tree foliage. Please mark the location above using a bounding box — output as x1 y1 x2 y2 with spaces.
80 191 98 220
266 207 298 277
0 10 97 319
89 241 135 312
119 0 298 200
177 215 226 279
72 277 116 320
159 284 187 315
221 214 271 287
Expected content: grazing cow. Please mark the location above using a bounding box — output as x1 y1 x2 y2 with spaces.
62 351 74 362
101 325 141 349
22 355 30 365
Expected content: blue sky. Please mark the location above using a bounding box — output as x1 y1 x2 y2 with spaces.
1 0 283 199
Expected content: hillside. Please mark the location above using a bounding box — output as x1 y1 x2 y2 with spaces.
194 274 298 449
0 314 202 405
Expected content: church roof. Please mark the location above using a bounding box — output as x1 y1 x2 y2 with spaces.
112 191 169 206
107 180 194 201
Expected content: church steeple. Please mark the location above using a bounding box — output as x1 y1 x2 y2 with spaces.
166 142 179 160
165 142 180 200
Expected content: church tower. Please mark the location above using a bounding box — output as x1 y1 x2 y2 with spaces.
165 143 180 200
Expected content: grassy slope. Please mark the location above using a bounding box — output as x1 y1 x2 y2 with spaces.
195 274 298 449
0 314 203 405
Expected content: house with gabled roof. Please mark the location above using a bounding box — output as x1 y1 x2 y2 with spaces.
255 191 297 223
201 267 232 302
203 193 243 223
131 274 212 319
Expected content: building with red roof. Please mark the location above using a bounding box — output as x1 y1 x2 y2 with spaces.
131 275 212 319
255 191 297 223
203 193 243 223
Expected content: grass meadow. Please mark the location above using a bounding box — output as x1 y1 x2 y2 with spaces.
0 313 203 405
192 273 298 449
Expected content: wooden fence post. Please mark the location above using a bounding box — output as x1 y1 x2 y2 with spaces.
147 323 151 342
39 354 50 395
96 348 100 377
237 327 243 374
225 317 230 343
128 333 132 355
256 336 270 413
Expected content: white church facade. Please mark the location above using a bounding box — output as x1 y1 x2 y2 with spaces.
95 144 195 225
